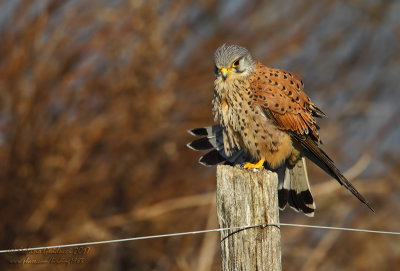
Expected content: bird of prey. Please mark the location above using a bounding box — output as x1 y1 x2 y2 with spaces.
187 44 372 216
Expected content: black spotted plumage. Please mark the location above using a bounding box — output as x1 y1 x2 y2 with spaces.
187 44 373 216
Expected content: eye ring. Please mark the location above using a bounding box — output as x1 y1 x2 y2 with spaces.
232 59 240 68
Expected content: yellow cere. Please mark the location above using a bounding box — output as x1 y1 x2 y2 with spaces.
221 67 233 74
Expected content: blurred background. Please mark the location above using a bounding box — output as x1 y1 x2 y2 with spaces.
0 0 399 270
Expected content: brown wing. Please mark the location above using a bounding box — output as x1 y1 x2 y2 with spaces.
248 61 373 211
249 61 324 142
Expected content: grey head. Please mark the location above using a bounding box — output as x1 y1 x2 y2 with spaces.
214 44 255 80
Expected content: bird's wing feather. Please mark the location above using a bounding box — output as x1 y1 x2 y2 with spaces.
294 134 373 211
248 61 372 211
249 61 323 141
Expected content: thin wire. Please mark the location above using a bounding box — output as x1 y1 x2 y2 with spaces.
1 223 399 254
279 223 400 235
0 224 264 254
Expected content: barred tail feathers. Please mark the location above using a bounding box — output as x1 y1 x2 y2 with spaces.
278 158 315 217
187 125 251 166
188 126 316 216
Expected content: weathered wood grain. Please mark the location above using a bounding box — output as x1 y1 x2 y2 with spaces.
216 165 281 271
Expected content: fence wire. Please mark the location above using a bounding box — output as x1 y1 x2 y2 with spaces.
1 223 399 254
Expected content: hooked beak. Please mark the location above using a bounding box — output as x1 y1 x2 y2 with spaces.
220 67 232 81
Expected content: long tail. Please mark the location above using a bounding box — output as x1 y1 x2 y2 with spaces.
187 125 316 216
295 135 374 212
278 158 315 217
187 125 252 166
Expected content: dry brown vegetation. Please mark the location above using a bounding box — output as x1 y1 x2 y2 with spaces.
0 1 399 270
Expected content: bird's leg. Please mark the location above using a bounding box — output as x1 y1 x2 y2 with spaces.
243 158 265 170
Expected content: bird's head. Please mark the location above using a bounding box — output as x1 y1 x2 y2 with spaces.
214 44 255 81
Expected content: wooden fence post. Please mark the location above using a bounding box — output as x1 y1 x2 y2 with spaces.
216 165 281 271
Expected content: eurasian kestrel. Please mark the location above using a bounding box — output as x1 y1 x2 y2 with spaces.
188 44 372 216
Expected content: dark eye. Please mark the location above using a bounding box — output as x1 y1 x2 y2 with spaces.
232 59 240 67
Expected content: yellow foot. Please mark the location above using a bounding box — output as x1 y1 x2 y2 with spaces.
243 158 265 170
